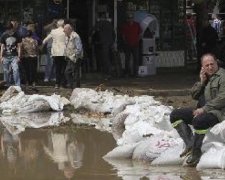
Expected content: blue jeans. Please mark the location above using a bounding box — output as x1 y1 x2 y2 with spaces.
2 56 20 86
44 47 55 80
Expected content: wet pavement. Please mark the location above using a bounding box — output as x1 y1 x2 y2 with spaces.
81 69 199 96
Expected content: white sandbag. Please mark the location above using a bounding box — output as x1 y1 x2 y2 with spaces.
70 88 100 108
0 88 65 114
209 120 225 143
132 95 160 105
111 99 135 116
118 119 164 145
111 112 129 140
132 135 178 162
103 143 138 159
0 86 21 102
70 88 135 114
0 92 27 114
71 113 111 132
59 97 71 106
151 140 183 165
112 112 128 130
27 94 64 111
197 146 225 170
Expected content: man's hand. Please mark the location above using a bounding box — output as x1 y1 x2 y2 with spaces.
200 67 207 85
193 108 204 117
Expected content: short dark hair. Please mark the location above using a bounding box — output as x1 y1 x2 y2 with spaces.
5 21 13 30
26 30 33 37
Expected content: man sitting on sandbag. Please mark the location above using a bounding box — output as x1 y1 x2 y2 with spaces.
170 53 225 167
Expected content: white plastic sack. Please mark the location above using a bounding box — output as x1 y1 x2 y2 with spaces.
0 87 67 114
0 86 21 102
70 88 135 114
132 135 178 162
209 120 225 143
111 112 129 140
27 94 64 111
151 140 183 165
197 146 225 170
118 120 163 145
103 143 138 159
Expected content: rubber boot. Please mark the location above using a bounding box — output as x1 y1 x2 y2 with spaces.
175 122 193 157
186 134 205 167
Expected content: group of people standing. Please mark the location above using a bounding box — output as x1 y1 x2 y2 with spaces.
90 12 142 79
42 19 83 89
0 18 83 89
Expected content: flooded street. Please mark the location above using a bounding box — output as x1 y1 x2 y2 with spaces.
0 120 225 180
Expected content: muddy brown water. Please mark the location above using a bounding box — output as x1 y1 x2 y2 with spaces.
0 120 224 180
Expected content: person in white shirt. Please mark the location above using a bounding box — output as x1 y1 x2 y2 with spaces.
43 19 66 89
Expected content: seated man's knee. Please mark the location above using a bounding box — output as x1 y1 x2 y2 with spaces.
170 109 182 123
192 116 204 129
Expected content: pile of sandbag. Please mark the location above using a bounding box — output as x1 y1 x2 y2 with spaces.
70 88 225 170
70 88 135 115
0 86 69 114
0 86 70 133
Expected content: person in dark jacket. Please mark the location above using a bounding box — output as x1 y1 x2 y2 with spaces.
200 21 218 57
120 13 141 77
170 53 225 167
90 12 115 79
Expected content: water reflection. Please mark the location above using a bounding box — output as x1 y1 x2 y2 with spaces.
0 112 69 135
104 158 203 180
43 129 84 179
0 113 213 180
0 126 85 179
1 128 22 173
0 115 118 180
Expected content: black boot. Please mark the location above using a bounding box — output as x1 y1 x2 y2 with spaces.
186 134 205 167
175 122 193 157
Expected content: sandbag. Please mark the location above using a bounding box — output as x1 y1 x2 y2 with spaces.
103 143 138 159
151 140 183 165
132 135 178 162
0 87 67 114
0 86 21 102
197 145 225 170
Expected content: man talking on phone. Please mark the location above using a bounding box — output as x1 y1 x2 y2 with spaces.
170 53 225 167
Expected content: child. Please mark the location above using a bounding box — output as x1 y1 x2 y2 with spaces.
21 30 39 89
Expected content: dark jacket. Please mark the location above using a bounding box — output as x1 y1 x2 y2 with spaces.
191 68 225 121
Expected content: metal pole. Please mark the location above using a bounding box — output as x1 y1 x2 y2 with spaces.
92 0 96 27
66 0 69 19
92 0 97 70
114 0 117 50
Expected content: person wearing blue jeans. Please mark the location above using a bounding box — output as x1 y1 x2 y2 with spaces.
44 45 55 82
0 22 21 87
2 57 20 86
